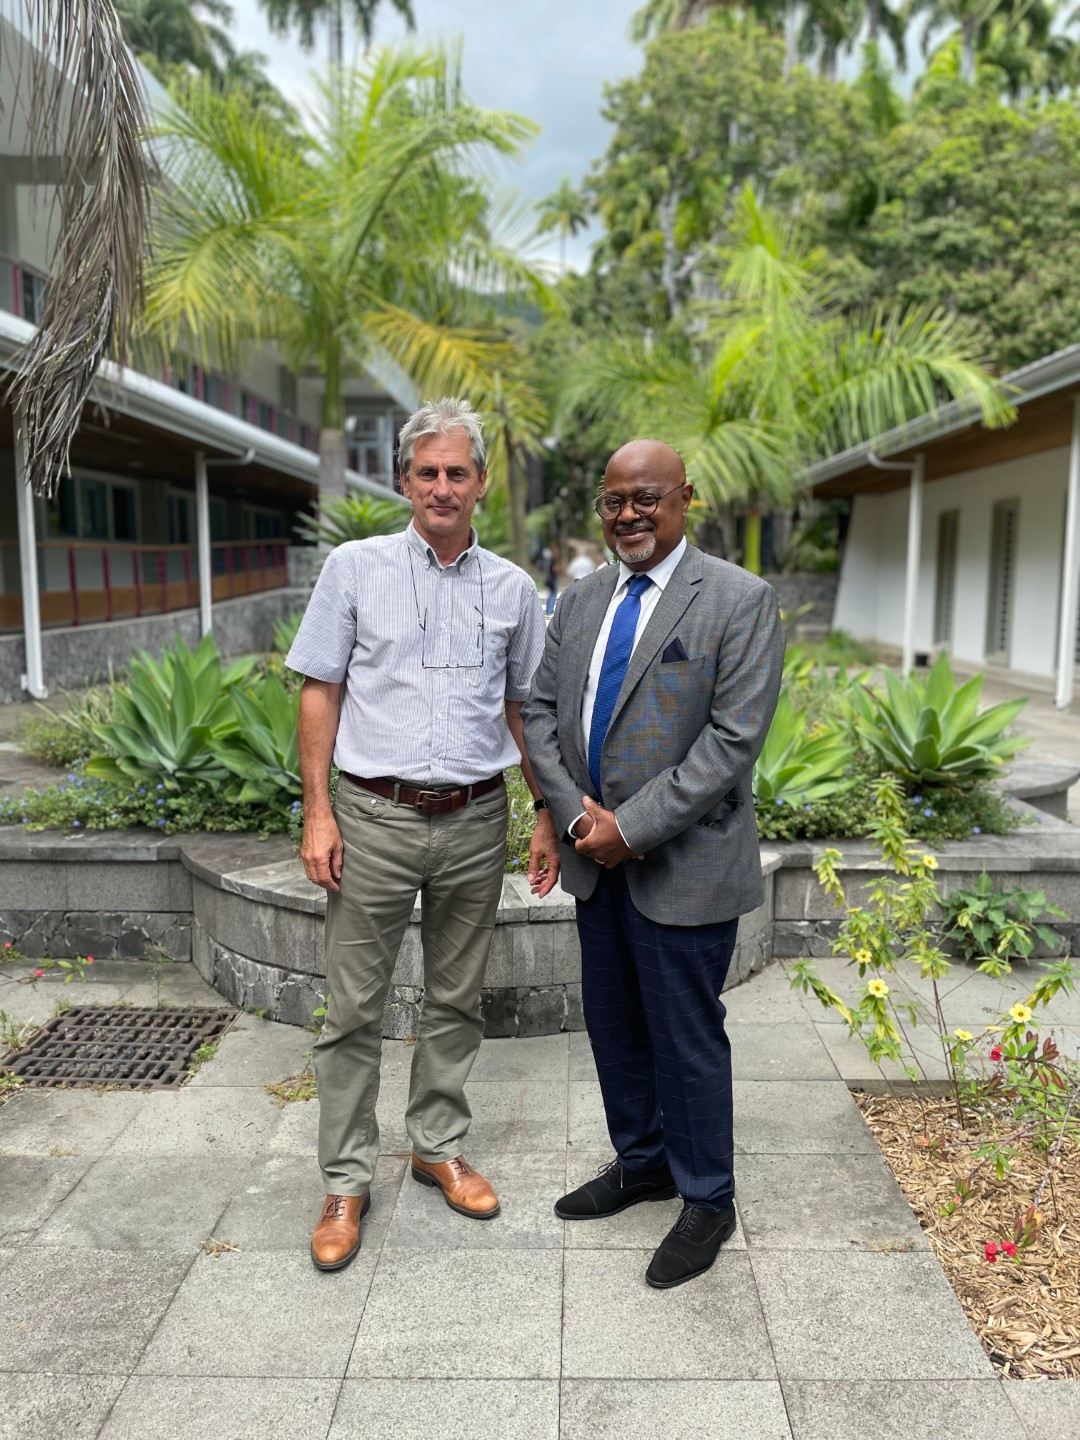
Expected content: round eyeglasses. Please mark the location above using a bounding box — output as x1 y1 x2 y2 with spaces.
594 482 686 520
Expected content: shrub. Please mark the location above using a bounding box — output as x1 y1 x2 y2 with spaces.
852 653 1029 789
754 691 856 806
17 685 115 768
211 673 302 816
273 611 304 657
295 495 409 548
0 773 290 836
943 872 1066 964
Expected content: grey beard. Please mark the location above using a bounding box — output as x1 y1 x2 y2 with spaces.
614 530 657 564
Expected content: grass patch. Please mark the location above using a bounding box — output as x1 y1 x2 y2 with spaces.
266 1064 317 1105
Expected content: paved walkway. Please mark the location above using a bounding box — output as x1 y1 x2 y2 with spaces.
2 959 1078 1439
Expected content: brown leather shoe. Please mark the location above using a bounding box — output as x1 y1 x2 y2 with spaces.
310 1192 371 1271
411 1155 500 1219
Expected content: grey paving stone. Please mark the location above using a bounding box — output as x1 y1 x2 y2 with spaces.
0 979 133 1027
736 1154 928 1252
753 1252 993 1380
560 1380 793 1439
217 1154 405 1252
32 1155 251 1250
0 1247 192 1374
568 1082 610 1150
370 1081 569 1155
349 1249 562 1378
119 965 226 1010
734 1083 878 1155
729 1023 839 1081
0 1154 91 1245
568 1030 596 1082
723 964 825 1025
813 1022 953 1082
469 1033 569 1083
137 1250 377 1378
562 1251 774 1380
563 1151 746 1252
385 1152 565 1250
268 1090 321 1155
108 1088 283 1157
782 1380 1025 1439
330 1379 559 1439
0 1373 125 1440
99 1376 338 1440
188 1016 315 1088
377 1038 418 1085
0 1089 143 1157
1004 1378 1080 1433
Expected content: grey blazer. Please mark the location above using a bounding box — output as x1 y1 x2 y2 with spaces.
522 544 784 927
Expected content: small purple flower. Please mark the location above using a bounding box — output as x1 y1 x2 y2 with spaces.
973 826 981 835
156 799 164 807
923 808 933 817
912 794 922 804
156 783 164 791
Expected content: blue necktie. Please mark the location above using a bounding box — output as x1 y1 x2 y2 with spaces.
588 573 652 801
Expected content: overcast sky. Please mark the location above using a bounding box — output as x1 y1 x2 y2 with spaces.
228 0 644 269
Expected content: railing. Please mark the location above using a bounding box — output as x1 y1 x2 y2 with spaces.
0 539 289 632
0 253 319 454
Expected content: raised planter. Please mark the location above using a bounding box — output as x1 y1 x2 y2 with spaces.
2 787 1078 1034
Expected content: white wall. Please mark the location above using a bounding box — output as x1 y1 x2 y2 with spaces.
833 448 1070 678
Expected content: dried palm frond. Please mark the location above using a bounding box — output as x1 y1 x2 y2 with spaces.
4 0 150 496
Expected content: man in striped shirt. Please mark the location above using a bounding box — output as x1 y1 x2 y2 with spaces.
287 398 558 1273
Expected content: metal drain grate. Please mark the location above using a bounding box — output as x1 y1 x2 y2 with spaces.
6 1006 238 1089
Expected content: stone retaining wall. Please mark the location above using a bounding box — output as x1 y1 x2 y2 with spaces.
4 794 1078 1035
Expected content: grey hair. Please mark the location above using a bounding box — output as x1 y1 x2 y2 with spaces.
398 398 487 475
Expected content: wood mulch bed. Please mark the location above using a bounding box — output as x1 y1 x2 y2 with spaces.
858 1091 1080 1380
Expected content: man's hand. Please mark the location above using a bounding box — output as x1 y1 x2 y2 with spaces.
527 809 561 897
301 809 344 892
574 796 642 869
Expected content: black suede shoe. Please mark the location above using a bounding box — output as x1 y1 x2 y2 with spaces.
554 1159 678 1220
645 1201 737 1289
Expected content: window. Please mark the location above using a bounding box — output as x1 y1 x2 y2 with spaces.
168 493 193 546
112 485 137 542
986 499 1019 664
46 475 78 538
81 478 109 540
933 510 959 647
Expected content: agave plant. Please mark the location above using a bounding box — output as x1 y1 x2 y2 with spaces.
851 654 1029 789
211 673 302 810
754 691 857 806
86 636 234 791
294 495 411 549
273 611 305 657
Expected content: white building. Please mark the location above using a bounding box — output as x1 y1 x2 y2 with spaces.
809 345 1080 708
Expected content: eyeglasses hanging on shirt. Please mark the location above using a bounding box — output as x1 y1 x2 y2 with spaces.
408 550 486 670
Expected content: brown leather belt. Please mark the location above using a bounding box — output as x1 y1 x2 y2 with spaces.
340 772 504 815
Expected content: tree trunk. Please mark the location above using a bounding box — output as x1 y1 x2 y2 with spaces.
318 335 347 542
507 442 529 571
743 504 762 575
822 43 837 83
330 0 344 68
961 19 976 82
658 189 682 319
783 1 798 77
867 0 880 42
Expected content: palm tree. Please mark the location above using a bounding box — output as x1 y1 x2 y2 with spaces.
145 46 548 543
629 0 728 41
5 0 150 499
115 0 235 77
906 0 1002 80
561 188 1012 574
258 0 415 67
536 179 589 276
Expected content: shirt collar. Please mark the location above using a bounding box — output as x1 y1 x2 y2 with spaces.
616 536 687 595
406 521 478 571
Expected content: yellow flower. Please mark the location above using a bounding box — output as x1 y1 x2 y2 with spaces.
922 855 939 870
855 948 872 964
1009 1003 1033 1025
953 1029 974 1042
867 978 890 999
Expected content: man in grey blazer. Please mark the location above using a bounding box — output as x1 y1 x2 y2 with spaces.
523 439 784 1289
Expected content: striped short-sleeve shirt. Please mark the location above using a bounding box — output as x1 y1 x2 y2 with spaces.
286 522 547 786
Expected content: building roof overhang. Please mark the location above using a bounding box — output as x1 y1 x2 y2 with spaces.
808 344 1080 498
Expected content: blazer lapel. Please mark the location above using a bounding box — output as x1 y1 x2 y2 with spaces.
568 564 620 766
608 545 703 731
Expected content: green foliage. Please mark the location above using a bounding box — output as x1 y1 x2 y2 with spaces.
17 686 116 769
85 635 241 792
293 496 410 549
504 767 536 875
272 611 304 657
0 773 291 837
212 673 302 814
754 691 856 805
942 872 1067 965
852 653 1029 790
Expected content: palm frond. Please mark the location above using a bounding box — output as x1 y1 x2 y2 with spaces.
7 0 150 497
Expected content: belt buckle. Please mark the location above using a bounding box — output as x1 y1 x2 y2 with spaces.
415 788 452 814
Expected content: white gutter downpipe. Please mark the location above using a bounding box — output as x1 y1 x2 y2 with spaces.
14 414 46 698
902 453 926 676
195 450 213 638
1054 396 1080 708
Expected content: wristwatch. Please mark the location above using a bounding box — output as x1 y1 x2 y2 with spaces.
533 798 549 813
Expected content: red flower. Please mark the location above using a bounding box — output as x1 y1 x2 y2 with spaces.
1003 1241 1018 1258
990 1046 1003 1062
3 941 11 949
985 1242 999 1263
917 1136 930 1147
33 968 44 977
85 955 94 964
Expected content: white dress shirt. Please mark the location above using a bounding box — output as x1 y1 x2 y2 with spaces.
571 537 687 839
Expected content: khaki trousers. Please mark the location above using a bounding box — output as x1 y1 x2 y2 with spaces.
314 775 508 1195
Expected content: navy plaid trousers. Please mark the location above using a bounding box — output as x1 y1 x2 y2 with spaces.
576 867 739 1206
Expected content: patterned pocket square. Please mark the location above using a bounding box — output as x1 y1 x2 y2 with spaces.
661 638 690 663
